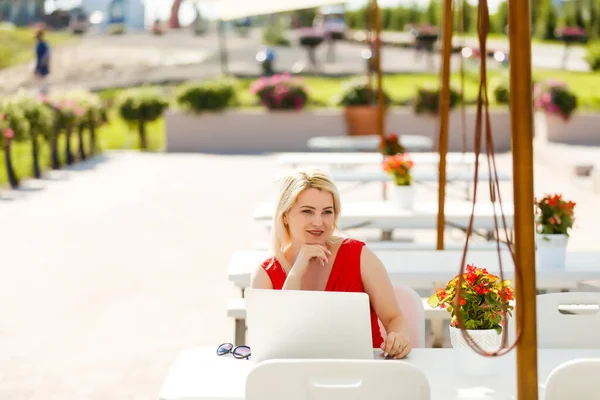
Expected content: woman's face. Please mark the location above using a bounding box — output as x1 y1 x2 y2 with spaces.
285 188 335 247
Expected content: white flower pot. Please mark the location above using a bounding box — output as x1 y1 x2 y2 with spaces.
536 233 568 269
392 185 414 209
449 326 502 377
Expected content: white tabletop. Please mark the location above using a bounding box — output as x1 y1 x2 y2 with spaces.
253 201 515 231
329 169 512 183
158 347 600 400
227 249 600 290
307 135 434 152
278 152 479 167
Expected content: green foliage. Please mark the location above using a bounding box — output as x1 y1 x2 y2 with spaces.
11 93 55 140
335 77 391 106
117 87 169 123
176 79 237 113
492 1 508 34
0 99 30 143
414 84 461 114
586 40 600 70
490 77 510 105
262 22 291 46
535 0 558 40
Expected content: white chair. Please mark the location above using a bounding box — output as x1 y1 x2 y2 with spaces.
537 292 600 348
378 284 426 348
544 359 600 400
246 359 430 400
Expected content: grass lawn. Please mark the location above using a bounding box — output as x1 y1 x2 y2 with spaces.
0 26 75 69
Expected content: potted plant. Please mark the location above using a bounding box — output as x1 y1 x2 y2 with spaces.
378 132 406 156
428 264 515 376
414 84 461 115
176 79 237 114
382 153 414 209
534 80 577 121
249 73 308 111
0 101 30 188
336 77 391 136
535 193 576 269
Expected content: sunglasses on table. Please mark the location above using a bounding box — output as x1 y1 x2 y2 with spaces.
216 343 251 359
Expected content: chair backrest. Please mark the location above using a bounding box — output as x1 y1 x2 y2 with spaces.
246 359 430 400
537 292 600 348
378 284 426 348
544 359 600 400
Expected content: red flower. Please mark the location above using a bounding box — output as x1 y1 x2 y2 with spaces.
3 128 14 139
459 297 466 306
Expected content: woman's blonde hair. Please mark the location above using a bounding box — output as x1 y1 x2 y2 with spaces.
271 169 344 272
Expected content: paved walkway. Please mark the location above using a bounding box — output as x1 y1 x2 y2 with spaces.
0 144 598 399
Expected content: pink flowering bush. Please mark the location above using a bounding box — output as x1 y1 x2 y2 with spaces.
250 73 309 111
533 80 577 121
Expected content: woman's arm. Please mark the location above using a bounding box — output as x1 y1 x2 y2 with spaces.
360 246 412 358
250 265 273 289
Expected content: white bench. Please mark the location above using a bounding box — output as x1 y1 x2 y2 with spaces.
278 152 480 169
227 297 449 346
253 241 509 251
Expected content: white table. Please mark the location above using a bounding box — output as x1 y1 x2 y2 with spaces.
227 249 600 291
158 347 600 400
278 152 480 168
307 135 434 152
329 169 512 183
253 201 515 234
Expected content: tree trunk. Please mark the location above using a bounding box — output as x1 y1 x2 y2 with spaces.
4 142 19 189
138 119 147 150
77 123 86 161
89 120 96 156
65 124 74 165
51 125 61 170
32 134 41 179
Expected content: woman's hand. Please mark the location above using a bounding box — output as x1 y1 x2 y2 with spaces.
381 332 411 359
290 244 331 276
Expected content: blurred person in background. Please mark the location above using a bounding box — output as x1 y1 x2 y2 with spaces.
34 27 51 94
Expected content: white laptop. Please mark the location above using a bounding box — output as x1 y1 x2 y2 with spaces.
245 289 375 363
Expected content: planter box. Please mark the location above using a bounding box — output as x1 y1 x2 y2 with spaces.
165 107 512 153
166 109 346 153
544 113 600 146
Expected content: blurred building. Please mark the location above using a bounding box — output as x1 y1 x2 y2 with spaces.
81 0 145 30
0 0 45 26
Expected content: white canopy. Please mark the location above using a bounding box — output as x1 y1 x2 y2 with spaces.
216 0 347 21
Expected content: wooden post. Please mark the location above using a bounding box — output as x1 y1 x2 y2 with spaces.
508 0 539 397
436 0 453 251
373 0 384 138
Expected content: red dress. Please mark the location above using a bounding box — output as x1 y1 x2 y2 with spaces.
260 238 384 348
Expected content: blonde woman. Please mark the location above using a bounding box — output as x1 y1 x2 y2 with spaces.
251 170 412 359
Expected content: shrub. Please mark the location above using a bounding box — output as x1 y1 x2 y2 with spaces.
533 80 577 120
490 77 510 105
586 40 600 71
117 87 169 150
414 84 461 114
176 80 237 113
335 77 391 107
249 74 308 110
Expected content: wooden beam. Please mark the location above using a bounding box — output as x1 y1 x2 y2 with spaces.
436 0 453 250
373 0 385 138
508 0 539 397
